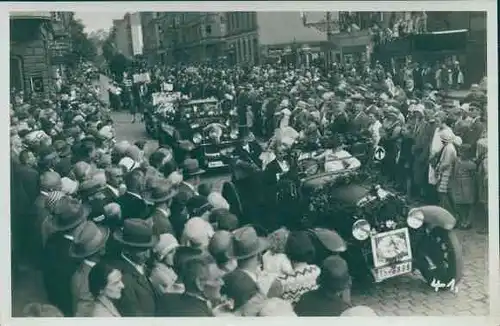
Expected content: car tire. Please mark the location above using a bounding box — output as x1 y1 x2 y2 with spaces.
416 227 464 288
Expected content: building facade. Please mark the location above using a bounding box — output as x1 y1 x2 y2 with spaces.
426 11 486 85
10 12 55 97
112 12 144 59
113 18 132 58
140 12 161 66
129 13 144 56
50 12 73 81
225 12 328 66
167 12 227 64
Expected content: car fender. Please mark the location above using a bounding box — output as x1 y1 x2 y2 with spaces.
416 205 456 230
308 228 347 253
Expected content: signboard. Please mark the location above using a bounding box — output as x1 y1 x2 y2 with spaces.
161 82 173 92
152 92 181 105
133 72 151 84
373 146 386 161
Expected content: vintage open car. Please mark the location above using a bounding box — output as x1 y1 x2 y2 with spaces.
221 140 463 289
174 97 239 169
144 92 182 137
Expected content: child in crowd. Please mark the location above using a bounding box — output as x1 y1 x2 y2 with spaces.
449 144 476 229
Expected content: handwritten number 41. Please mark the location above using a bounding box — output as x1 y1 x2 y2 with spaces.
431 278 459 293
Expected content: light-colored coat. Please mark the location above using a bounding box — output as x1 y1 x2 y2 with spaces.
91 297 121 317
71 263 94 317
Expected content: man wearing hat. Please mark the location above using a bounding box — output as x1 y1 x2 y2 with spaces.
111 218 159 316
38 145 61 173
178 158 204 200
53 140 73 177
209 230 238 275
42 197 90 316
70 221 110 317
225 226 283 299
294 255 352 316
145 181 177 236
117 169 153 221
231 126 264 225
79 172 115 223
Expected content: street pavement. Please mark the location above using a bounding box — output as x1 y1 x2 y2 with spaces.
9 78 488 317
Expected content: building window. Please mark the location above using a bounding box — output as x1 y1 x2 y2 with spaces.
235 13 240 29
247 38 252 62
241 12 247 30
253 37 259 63
206 25 212 35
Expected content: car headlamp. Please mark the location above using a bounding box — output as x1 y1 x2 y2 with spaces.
192 133 203 144
407 208 424 229
208 125 223 140
352 219 371 241
230 129 238 139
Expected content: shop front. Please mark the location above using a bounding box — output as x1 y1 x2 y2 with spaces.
10 12 54 98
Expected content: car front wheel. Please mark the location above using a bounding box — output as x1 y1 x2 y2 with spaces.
415 227 464 289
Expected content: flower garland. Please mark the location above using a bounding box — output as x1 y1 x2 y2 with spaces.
307 168 409 230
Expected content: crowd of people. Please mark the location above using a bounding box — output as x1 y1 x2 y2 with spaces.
10 52 488 317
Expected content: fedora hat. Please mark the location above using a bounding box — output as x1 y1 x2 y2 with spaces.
113 218 159 248
231 226 270 260
48 197 90 232
79 174 107 196
69 221 110 258
182 158 205 178
145 181 178 203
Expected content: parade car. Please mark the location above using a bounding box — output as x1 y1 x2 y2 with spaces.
222 142 463 289
177 98 239 169
144 92 181 137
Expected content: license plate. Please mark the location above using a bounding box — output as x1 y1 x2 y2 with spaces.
373 261 412 282
208 160 224 168
370 228 413 268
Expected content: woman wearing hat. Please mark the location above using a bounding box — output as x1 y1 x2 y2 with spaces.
434 129 459 211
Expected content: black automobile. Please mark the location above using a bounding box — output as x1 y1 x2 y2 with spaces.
176 98 239 169
222 143 463 289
